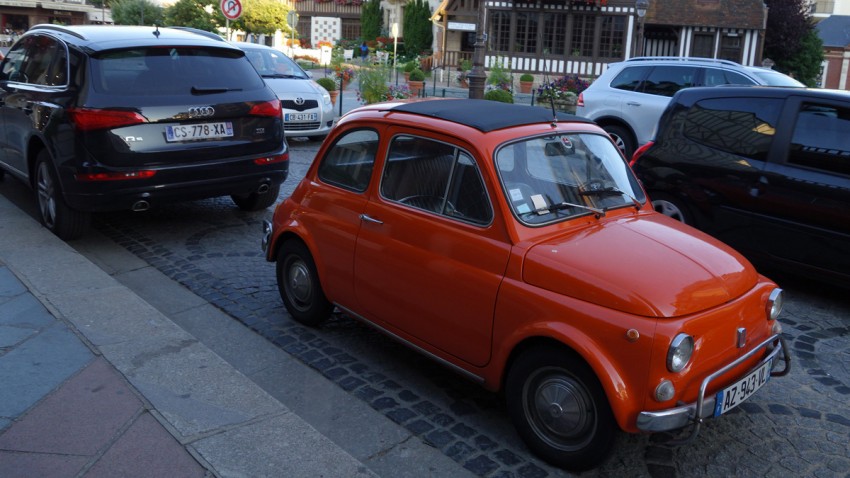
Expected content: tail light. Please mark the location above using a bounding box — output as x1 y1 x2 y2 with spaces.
68 108 147 131
249 100 283 118
254 152 289 165
577 92 584 108
630 140 654 167
75 170 156 181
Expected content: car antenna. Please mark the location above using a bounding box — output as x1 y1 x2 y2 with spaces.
543 70 557 127
153 25 160 38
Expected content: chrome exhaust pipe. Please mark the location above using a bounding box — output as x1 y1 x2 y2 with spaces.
257 183 270 194
132 200 150 212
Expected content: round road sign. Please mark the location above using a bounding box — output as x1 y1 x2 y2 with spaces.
220 0 242 20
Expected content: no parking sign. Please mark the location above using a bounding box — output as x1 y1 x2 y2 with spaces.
220 0 242 20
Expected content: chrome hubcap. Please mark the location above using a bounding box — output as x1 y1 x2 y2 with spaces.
525 369 596 451
287 260 312 309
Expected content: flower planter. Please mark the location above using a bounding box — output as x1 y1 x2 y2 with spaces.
328 90 339 105
407 80 424 97
519 81 533 94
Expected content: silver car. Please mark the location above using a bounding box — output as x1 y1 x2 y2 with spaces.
576 57 803 158
236 42 335 141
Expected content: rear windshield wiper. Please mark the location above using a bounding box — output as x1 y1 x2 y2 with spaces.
191 86 243 94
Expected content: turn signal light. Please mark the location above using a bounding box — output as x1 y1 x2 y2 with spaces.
68 108 147 131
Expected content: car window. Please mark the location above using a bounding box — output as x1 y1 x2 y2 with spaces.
748 69 805 87
381 135 492 225
683 98 782 161
610 65 651 92
703 68 756 87
317 129 379 192
497 133 645 225
90 47 265 95
641 66 697 97
789 104 850 175
0 34 65 85
244 47 308 79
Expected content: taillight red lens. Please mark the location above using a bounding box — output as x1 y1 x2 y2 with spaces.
249 100 282 117
67 108 147 131
75 170 157 181
630 141 654 167
254 153 289 165
577 92 584 108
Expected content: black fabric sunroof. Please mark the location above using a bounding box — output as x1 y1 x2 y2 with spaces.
390 99 592 132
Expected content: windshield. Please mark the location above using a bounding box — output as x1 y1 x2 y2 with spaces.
243 47 309 79
496 133 646 225
749 69 805 87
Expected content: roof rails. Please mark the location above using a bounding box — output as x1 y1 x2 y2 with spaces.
29 24 86 40
626 56 742 67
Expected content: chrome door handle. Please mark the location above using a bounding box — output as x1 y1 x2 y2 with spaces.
626 101 641 107
359 214 383 224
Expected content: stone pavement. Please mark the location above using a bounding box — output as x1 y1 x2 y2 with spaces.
0 194 378 476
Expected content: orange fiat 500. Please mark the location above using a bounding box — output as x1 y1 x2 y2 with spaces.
261 99 790 470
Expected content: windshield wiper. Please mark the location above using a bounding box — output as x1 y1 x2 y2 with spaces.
262 74 304 79
533 201 606 219
191 86 243 94
579 186 643 211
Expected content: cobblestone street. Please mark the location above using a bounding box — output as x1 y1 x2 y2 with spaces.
3 139 849 477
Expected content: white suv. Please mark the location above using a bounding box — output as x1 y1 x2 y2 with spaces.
575 57 803 158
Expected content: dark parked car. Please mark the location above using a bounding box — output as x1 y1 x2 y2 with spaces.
0 25 289 240
631 86 850 284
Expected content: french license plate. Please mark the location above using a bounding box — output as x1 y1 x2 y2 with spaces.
713 358 773 416
165 122 233 142
285 113 317 122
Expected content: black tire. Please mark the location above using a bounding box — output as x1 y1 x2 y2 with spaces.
650 192 692 225
276 239 333 326
506 345 617 471
34 151 90 240
231 183 280 211
603 125 636 160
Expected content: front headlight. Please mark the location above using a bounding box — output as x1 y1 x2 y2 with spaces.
667 333 694 373
321 91 332 106
766 288 783 321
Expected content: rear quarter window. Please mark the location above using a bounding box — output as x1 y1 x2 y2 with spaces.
683 97 783 161
789 103 850 175
90 47 265 94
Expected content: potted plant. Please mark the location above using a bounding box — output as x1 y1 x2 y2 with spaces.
316 76 338 105
403 61 416 82
519 73 534 94
407 68 425 97
456 59 472 88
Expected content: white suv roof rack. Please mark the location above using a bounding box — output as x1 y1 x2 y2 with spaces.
626 57 742 67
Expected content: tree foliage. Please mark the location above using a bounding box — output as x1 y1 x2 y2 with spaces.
361 0 383 42
764 0 809 64
778 28 824 87
164 0 221 32
402 0 433 56
231 0 290 36
111 0 163 26
764 0 822 86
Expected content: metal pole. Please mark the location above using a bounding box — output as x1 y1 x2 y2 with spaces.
468 0 487 100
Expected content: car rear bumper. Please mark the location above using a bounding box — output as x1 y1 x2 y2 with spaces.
62 166 287 212
636 334 790 437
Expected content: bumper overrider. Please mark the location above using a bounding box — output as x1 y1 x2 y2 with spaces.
636 333 790 442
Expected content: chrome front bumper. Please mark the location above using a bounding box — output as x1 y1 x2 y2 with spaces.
636 334 790 442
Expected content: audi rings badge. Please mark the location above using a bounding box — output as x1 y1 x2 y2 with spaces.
188 106 215 118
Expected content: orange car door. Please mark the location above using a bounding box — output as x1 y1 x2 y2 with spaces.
353 134 510 367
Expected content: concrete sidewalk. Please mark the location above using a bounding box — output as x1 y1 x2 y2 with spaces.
0 195 376 476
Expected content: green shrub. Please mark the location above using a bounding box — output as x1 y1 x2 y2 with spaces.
520 73 534 82
408 68 425 81
403 60 417 73
485 89 514 103
358 65 391 104
459 59 472 71
316 76 337 92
